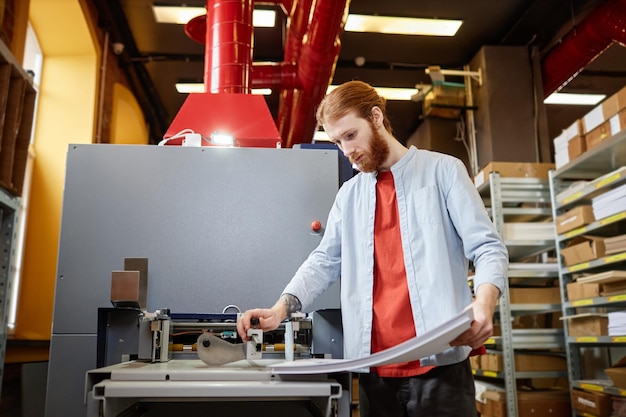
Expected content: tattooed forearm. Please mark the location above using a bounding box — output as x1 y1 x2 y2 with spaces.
280 293 302 317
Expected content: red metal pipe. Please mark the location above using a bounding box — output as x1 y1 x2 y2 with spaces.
280 0 350 147
276 0 312 142
251 62 298 89
542 0 626 97
204 0 254 93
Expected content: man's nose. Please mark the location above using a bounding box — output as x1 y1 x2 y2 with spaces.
342 144 355 158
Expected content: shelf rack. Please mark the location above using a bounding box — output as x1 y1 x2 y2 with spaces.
477 172 561 417
550 128 626 413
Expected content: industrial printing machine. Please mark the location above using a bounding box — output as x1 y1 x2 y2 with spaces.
44 144 351 417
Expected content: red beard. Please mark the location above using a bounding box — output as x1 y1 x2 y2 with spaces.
350 123 390 173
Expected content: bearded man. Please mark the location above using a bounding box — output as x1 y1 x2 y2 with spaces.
238 80 508 417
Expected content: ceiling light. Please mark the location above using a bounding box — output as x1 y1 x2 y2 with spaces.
327 85 419 101
176 83 417 101
544 92 606 105
345 14 463 36
152 5 276 27
175 83 272 95
313 130 330 142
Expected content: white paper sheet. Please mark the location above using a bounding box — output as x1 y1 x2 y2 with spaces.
270 307 474 374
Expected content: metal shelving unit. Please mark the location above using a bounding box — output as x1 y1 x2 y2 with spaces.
477 173 563 417
0 188 20 397
549 129 626 416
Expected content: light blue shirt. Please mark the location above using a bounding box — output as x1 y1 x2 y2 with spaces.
282 146 508 367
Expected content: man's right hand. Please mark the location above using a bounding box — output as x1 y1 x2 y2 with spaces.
237 306 285 341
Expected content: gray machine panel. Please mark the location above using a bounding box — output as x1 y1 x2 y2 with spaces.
53 145 341 335
46 145 343 417
45 334 97 417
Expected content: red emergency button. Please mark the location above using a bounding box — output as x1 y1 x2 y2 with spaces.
311 220 322 232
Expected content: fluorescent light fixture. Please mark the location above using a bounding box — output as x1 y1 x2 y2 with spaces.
253 9 276 27
313 130 330 142
544 92 606 105
152 5 275 27
345 14 462 36
175 83 272 95
176 83 417 101
326 85 419 101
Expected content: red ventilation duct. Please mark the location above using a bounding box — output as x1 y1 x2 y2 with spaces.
542 0 626 97
165 0 281 146
204 0 253 93
170 0 349 147
285 0 350 147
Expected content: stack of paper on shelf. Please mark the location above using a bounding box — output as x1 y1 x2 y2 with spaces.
609 311 626 336
503 222 555 240
556 180 588 203
592 183 626 220
509 263 559 272
604 234 626 255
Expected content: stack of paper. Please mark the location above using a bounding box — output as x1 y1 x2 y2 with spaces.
592 183 626 220
503 223 555 240
608 311 626 336
604 234 626 255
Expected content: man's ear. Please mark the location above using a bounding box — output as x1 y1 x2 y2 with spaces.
370 106 383 127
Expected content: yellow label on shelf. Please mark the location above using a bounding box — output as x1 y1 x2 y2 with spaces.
562 191 583 205
482 371 498 378
565 227 587 238
568 262 591 272
580 383 603 392
572 299 594 306
608 294 626 302
472 369 476 375
599 212 626 226
604 252 626 264
484 338 495 345
620 389 626 396
576 336 598 342
596 172 622 188
613 336 626 342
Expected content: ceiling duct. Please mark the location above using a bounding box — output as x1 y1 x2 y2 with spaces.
542 0 626 97
165 0 281 146
168 0 349 147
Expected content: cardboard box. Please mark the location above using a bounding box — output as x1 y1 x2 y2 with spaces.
469 354 481 370
605 356 626 389
566 281 601 300
566 313 608 337
515 353 567 372
474 161 555 187
555 205 595 235
509 287 561 304
583 86 626 133
483 389 571 417
571 388 612 417
482 353 566 372
553 119 584 150
586 119 614 149
602 279 626 295
423 81 465 119
567 135 586 160
560 236 606 266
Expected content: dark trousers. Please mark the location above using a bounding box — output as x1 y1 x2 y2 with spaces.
358 359 477 417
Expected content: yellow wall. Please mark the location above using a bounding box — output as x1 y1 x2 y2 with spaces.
14 0 97 339
111 82 149 144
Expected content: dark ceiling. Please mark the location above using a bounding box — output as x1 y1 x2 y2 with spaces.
94 0 626 150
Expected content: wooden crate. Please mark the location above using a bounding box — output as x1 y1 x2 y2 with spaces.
0 41 36 196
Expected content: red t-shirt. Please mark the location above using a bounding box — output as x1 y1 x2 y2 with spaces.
371 171 435 377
